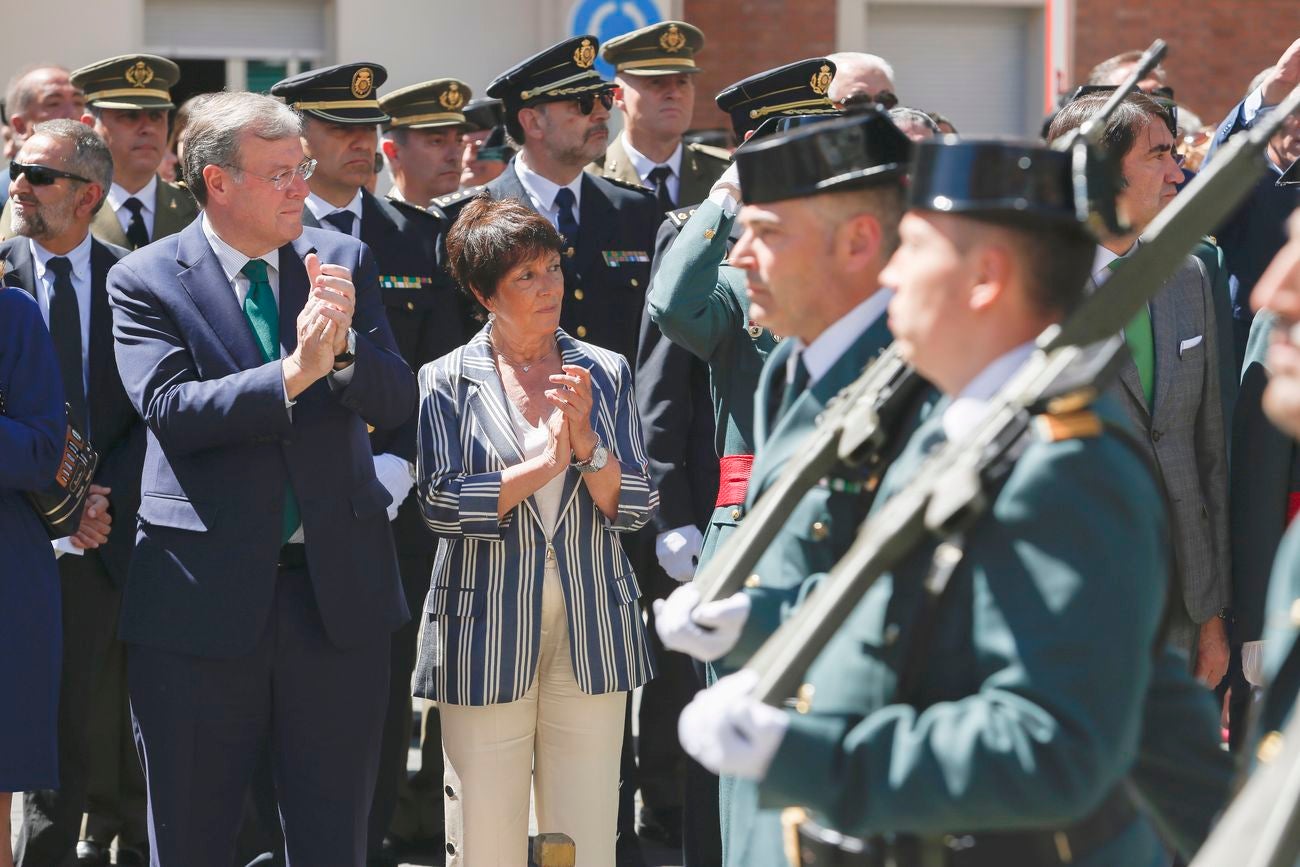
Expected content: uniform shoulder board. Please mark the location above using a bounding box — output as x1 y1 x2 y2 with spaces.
687 141 733 163
599 175 656 196
433 185 489 209
1034 409 1102 442
666 204 700 229
386 196 443 223
169 178 189 191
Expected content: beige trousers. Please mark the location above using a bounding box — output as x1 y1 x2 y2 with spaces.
440 561 626 867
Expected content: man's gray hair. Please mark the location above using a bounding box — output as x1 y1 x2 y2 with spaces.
4 64 70 121
1086 51 1168 87
182 91 302 205
30 118 114 213
826 52 896 103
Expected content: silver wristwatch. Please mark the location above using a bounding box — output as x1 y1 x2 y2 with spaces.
574 437 608 474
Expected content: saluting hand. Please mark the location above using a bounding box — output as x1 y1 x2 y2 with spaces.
304 252 356 355
1263 37 1300 105
547 364 597 460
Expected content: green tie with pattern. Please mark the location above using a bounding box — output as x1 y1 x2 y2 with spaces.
240 258 301 544
1112 258 1155 406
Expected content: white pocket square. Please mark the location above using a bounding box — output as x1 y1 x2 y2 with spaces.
1179 335 1203 356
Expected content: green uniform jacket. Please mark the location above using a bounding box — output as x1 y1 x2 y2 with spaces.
748 398 1171 867
645 198 778 566
588 137 731 207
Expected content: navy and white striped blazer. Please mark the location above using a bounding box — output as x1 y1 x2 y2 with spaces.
413 324 658 705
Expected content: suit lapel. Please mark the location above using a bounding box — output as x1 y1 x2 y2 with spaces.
1149 268 1184 421
91 205 129 248
282 235 317 357
679 149 718 205
486 161 530 207
175 220 264 370
153 179 192 239
0 238 38 298
300 206 321 229
1117 350 1149 417
86 239 121 428
576 175 615 282
751 338 793 454
599 137 644 189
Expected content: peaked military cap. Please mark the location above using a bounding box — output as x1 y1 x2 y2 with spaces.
379 79 472 130
486 35 612 106
271 62 389 124
908 138 1086 227
601 21 705 76
71 54 179 110
737 110 911 205
462 97 504 132
716 58 839 138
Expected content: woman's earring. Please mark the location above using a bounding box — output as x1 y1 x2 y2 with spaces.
487 311 496 322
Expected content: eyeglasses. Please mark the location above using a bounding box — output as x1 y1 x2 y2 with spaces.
575 90 615 115
9 161 90 186
229 158 317 191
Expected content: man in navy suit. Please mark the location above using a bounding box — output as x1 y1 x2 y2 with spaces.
107 90 416 866
2 119 143 867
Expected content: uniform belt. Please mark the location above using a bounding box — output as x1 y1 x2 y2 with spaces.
715 454 755 507
789 788 1136 867
278 543 307 570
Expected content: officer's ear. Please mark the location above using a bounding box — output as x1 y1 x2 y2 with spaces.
838 212 883 272
380 137 399 163
968 240 1013 313
517 105 546 142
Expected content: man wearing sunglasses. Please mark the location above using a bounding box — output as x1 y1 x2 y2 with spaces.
2 119 147 867
437 34 662 368
1048 92 1232 692
269 61 473 865
827 52 899 111
67 55 197 251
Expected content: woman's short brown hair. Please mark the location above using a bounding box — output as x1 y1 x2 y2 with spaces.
444 195 565 320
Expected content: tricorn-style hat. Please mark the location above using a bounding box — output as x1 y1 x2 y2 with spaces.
379 79 472 130
737 110 911 205
716 58 839 139
72 54 179 110
601 21 705 76
271 62 390 124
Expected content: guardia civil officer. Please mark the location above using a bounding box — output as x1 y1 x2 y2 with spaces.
678 137 1204 867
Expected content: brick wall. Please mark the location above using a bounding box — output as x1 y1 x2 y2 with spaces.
1072 0 1300 129
682 0 837 134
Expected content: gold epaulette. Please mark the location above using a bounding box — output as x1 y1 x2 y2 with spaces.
1034 409 1103 442
433 185 488 208
687 141 733 163
666 204 699 228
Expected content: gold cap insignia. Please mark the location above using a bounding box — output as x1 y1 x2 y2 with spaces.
660 24 687 53
351 67 375 99
574 39 597 69
125 61 155 89
439 82 465 111
810 64 833 96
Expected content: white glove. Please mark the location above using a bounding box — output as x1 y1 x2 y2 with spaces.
372 453 415 521
655 524 705 582
678 670 789 779
708 161 742 212
652 582 750 662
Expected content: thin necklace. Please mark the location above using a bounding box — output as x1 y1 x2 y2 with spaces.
491 335 556 373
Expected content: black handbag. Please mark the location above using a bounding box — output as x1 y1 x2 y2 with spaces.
0 388 99 539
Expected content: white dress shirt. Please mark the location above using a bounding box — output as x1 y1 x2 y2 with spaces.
107 175 158 240
941 342 1037 442
29 233 94 395
514 154 584 231
620 133 683 204
788 290 893 387
306 189 364 237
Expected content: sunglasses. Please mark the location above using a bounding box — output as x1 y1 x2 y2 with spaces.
840 90 899 110
9 161 90 186
574 90 615 115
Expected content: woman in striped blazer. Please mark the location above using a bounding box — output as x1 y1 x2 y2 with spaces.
414 197 657 867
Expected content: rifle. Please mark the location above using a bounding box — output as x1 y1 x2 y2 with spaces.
690 39 1167 611
742 80 1300 708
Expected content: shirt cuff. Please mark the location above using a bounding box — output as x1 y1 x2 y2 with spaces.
1243 85 1266 125
708 186 739 216
280 363 297 412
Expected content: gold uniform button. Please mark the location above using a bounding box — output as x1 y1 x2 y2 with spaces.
811 521 829 541
703 228 716 240
882 624 900 646
406 301 415 311
576 325 588 338
367 424 376 433
630 278 639 288
1259 730 1285 764
574 289 585 301
744 573 761 589
795 683 815 714
730 508 742 521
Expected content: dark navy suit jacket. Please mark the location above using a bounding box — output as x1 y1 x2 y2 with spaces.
107 219 417 659
1 235 143 586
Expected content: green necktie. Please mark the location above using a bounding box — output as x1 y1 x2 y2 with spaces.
240 258 301 544
1112 257 1155 407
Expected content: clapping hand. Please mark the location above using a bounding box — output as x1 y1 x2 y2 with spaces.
547 365 598 460
543 407 572 476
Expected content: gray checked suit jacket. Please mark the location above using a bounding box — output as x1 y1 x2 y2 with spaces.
1106 251 1231 642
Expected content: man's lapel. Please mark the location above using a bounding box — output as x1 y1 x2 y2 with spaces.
576 174 616 280
154 179 195 238
282 234 317 358
598 137 644 188
0 238 38 297
86 239 120 413
91 205 129 248
679 148 719 205
486 160 529 206
300 206 321 229
175 219 264 370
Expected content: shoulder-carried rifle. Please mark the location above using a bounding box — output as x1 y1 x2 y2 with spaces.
691 40 1167 611
741 78 1300 708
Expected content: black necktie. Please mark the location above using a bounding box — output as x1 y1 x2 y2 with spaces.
46 256 87 431
553 187 579 257
323 210 356 235
123 197 150 249
771 353 810 423
648 164 675 212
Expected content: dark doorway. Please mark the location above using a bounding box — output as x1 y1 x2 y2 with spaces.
173 58 226 108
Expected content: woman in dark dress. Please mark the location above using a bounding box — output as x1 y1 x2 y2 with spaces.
0 286 66 867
